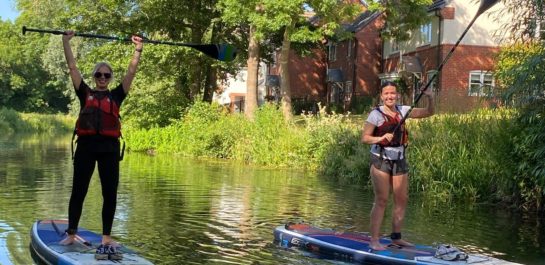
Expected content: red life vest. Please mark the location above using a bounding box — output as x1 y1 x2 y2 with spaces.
372 106 408 147
75 90 121 138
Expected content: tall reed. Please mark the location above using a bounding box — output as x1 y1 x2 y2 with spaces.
407 108 517 202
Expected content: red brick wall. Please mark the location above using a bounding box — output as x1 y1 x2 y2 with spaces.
328 40 353 81
354 16 385 97
383 44 500 112
383 46 440 76
328 15 385 98
269 49 327 100
268 13 501 113
270 14 384 103
437 44 500 112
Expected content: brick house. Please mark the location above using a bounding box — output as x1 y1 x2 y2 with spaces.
325 11 384 111
379 0 509 112
269 0 511 113
268 49 328 101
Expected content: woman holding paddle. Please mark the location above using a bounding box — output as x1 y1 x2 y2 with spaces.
59 30 143 260
361 81 434 251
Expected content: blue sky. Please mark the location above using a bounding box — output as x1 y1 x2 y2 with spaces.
0 0 20 21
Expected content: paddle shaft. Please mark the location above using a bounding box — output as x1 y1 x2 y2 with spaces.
24 26 208 48
22 26 237 61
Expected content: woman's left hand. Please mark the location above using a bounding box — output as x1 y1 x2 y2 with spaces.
131 35 144 50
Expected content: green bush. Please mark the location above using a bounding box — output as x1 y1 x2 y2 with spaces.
511 100 545 211
350 95 374 114
0 108 19 133
126 102 309 167
291 98 319 115
122 79 190 129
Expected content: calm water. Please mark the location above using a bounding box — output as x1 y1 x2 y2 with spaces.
0 134 543 265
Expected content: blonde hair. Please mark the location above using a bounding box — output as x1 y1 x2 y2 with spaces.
92 62 114 78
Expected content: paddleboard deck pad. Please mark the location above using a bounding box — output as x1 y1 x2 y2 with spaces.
273 223 521 265
30 220 153 265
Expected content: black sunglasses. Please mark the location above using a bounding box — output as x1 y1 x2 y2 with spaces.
94 72 112 79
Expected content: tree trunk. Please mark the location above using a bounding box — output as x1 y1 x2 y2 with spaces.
189 29 205 100
203 64 217 103
203 20 221 103
279 22 295 120
245 25 260 119
188 3 207 101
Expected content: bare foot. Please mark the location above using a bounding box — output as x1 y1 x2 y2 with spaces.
370 240 386 251
59 234 76 245
392 239 414 247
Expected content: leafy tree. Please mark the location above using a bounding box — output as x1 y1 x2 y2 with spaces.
13 0 240 127
494 0 545 103
219 0 360 120
366 0 433 41
7 0 433 120
41 35 86 114
269 1 360 119
493 0 545 210
496 42 545 104
217 0 262 119
494 0 545 43
0 20 70 113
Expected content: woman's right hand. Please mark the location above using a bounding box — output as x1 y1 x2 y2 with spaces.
63 31 75 42
380 133 393 143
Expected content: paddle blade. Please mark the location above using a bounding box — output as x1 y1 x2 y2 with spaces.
189 44 237 62
476 0 500 17
218 44 238 62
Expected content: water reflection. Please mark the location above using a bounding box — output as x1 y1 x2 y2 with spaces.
0 222 15 265
0 134 543 265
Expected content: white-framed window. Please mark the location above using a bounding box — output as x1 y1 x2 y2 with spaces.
391 39 399 53
347 39 353 58
420 23 432 45
328 43 337 62
379 73 399 85
468 70 494 97
345 81 353 93
426 70 438 92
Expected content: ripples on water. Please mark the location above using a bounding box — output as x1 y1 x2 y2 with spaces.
0 135 544 264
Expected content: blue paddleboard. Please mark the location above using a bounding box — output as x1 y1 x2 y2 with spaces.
274 223 521 265
30 220 154 265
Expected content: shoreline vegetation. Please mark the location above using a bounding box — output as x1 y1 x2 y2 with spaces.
0 107 74 134
1 104 543 211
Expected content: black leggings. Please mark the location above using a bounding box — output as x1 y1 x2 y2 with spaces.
68 147 119 236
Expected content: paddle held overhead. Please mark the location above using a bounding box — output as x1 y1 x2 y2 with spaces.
22 26 237 62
